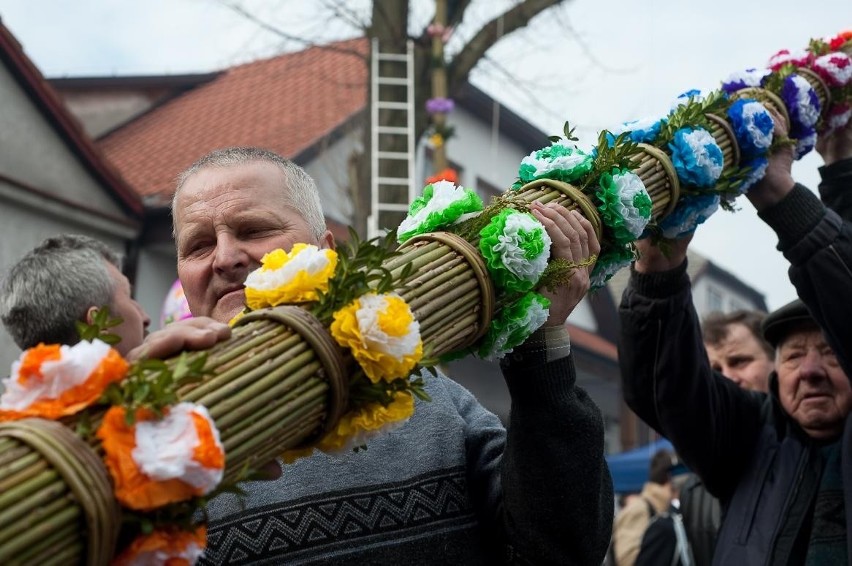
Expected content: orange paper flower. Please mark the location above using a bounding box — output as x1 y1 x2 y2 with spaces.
425 167 459 186
114 525 206 566
98 403 225 511
0 340 128 421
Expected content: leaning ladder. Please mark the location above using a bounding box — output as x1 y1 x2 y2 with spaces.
368 38 416 238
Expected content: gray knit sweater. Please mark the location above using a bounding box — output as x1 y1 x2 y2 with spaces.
200 348 613 565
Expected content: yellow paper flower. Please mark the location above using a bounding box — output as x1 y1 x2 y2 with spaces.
320 391 415 453
330 293 423 383
429 133 445 148
244 244 338 308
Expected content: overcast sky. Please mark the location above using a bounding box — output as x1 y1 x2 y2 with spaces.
0 0 848 310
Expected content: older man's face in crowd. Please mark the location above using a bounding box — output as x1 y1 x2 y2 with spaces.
705 323 773 392
173 161 332 323
776 323 852 439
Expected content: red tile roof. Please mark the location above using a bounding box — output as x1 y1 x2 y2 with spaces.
567 323 618 361
98 38 368 202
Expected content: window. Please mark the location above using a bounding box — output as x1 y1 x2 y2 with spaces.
707 286 723 312
476 177 502 203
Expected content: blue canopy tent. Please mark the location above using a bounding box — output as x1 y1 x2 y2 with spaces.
606 438 674 493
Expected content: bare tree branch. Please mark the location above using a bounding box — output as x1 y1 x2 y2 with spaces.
446 0 475 31
319 0 370 31
447 0 568 94
219 1 367 60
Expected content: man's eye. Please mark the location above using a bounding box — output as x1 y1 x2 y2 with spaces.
184 241 211 256
244 228 273 238
783 351 803 363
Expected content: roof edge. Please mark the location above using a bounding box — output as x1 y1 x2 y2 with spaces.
0 20 143 217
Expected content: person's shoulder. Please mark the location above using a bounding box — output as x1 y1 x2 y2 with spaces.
615 497 650 524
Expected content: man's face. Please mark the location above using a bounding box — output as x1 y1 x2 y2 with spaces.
776 324 852 439
705 323 774 392
173 162 333 323
105 262 150 356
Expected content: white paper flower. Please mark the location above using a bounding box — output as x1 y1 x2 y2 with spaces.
397 180 481 241
615 172 652 239
813 52 852 87
480 294 550 361
493 212 552 284
768 49 811 70
670 89 704 112
518 139 593 182
590 254 633 290
245 244 335 291
1 339 113 410
786 74 821 129
661 194 721 239
729 100 774 156
132 403 224 494
828 106 852 132
669 128 724 188
721 68 770 93
355 293 421 361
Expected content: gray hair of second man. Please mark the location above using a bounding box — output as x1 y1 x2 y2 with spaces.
0 234 121 350
172 147 327 241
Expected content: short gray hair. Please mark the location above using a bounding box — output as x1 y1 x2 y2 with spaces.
172 147 327 240
0 235 121 349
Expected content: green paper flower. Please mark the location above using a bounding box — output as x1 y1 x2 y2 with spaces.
397 180 484 243
477 292 551 360
590 245 636 290
517 139 594 186
478 209 552 294
595 169 653 246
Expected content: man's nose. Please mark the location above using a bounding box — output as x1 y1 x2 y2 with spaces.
799 348 828 380
212 234 249 274
140 305 151 329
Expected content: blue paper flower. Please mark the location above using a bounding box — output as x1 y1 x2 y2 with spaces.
668 127 724 188
610 116 665 144
659 193 720 239
727 99 774 159
792 126 817 160
781 74 821 132
736 157 769 195
720 68 770 94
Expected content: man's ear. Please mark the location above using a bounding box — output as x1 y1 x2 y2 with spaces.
320 229 335 250
85 305 99 325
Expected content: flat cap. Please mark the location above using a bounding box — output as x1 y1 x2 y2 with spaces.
761 298 815 348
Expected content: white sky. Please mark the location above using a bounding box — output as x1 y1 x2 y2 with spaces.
0 0 848 310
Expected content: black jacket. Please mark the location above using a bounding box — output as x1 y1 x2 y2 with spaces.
619 162 852 565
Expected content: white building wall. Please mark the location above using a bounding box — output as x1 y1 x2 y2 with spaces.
0 64 128 217
302 129 359 226
135 245 179 331
692 275 764 319
416 107 532 195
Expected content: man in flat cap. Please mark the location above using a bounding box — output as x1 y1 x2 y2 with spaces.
618 110 852 563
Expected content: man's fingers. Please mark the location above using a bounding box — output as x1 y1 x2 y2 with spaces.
531 202 583 262
563 209 591 261
126 317 231 361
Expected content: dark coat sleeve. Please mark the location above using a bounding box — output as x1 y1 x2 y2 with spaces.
635 515 677 566
818 158 852 221
758 180 852 377
497 349 614 565
619 263 765 501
